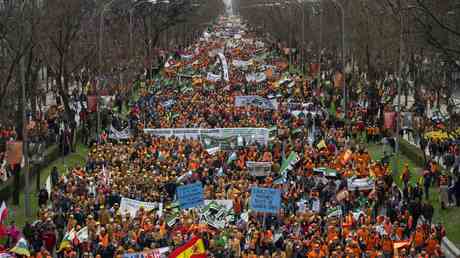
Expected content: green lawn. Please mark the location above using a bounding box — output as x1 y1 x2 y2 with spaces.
6 143 89 227
366 144 460 247
6 85 140 227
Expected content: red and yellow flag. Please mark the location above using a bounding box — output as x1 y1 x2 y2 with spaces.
340 149 353 165
169 237 206 258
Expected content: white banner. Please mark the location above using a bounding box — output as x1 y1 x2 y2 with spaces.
217 53 229 82
245 72 267 83
207 72 221 82
120 197 160 217
143 128 269 145
109 126 131 140
235 96 278 110
347 177 375 190
180 54 194 60
255 40 265 49
122 247 170 258
246 161 272 177
232 60 251 68
204 199 233 210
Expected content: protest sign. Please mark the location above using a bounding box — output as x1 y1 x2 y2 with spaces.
6 141 22 166
279 151 299 177
180 54 193 60
246 161 271 177
384 111 396 129
176 182 204 209
235 96 278 110
204 200 233 210
220 128 269 144
347 177 375 190
160 99 175 108
232 59 251 68
313 167 338 177
250 187 281 214
296 200 307 213
199 201 232 229
122 247 170 258
217 53 229 81
245 72 267 83
109 126 131 140
144 128 269 145
327 206 343 218
207 72 221 82
311 198 321 213
201 135 238 151
144 128 220 139
402 111 413 129
119 197 160 217
268 127 278 141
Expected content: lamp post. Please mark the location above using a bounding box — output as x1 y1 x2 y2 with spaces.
18 0 31 218
332 0 346 130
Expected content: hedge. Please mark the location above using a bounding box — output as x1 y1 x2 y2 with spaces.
0 144 61 201
399 139 426 168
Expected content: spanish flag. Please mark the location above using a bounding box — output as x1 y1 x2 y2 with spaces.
340 149 352 165
169 236 206 258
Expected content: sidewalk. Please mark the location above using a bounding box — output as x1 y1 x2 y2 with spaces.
6 143 88 227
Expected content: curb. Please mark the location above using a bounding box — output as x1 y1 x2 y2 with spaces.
442 237 460 258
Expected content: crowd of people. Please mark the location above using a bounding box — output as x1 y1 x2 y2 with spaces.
0 15 459 258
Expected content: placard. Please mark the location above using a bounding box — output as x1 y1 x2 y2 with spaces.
250 187 281 214
235 96 278 110
246 161 271 177
122 247 170 258
176 182 204 209
5 141 22 166
119 197 159 217
384 111 396 129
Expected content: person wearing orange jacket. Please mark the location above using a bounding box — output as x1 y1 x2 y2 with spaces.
306 243 326 258
381 234 393 258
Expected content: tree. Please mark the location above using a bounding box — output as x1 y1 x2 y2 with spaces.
0 1 41 135
39 0 97 123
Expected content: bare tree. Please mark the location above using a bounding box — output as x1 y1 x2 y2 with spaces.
39 0 97 123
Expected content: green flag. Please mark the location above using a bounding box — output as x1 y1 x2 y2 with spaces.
279 151 299 176
329 101 336 117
